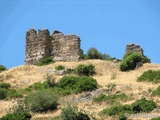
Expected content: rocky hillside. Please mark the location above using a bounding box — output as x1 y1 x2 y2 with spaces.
0 60 160 120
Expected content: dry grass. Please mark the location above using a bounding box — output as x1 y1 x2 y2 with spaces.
0 60 160 119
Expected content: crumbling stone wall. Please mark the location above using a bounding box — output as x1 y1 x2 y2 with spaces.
51 32 80 61
25 28 81 65
125 43 143 55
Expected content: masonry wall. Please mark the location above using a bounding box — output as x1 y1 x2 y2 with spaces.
51 32 80 61
125 43 144 55
25 29 81 65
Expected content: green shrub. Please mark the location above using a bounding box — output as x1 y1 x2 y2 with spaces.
120 52 150 71
0 88 7 99
36 57 55 66
0 99 31 120
120 52 143 71
93 93 128 104
81 54 90 60
29 75 56 90
7 89 23 99
58 76 77 89
52 86 73 96
66 68 75 74
31 82 47 90
25 90 58 112
93 93 107 103
76 76 98 92
61 104 90 120
58 76 98 93
55 65 65 70
102 104 132 116
0 83 11 89
151 117 160 120
102 98 157 119
131 98 157 113
24 88 32 92
75 64 95 76
123 52 150 63
0 65 7 72
137 70 160 83
151 86 160 96
0 110 32 120
119 112 127 120
143 55 151 63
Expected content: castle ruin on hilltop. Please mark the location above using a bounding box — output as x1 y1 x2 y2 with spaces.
125 43 144 55
25 28 81 65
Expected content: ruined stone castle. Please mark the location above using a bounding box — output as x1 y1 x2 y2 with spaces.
25 28 81 65
125 43 144 55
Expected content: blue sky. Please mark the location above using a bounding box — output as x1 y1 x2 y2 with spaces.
0 0 160 68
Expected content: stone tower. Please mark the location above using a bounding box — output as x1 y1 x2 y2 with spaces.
125 43 143 55
25 28 81 65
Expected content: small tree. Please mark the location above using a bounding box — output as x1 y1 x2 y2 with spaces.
0 65 7 72
25 90 58 112
87 47 100 59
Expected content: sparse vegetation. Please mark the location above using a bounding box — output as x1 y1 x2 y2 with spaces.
93 93 107 103
106 83 116 95
0 99 31 120
151 86 160 96
61 104 90 120
0 110 32 120
26 75 98 96
45 74 56 87
111 72 116 80
0 53 158 119
0 83 22 99
102 98 157 119
137 70 160 83
36 57 55 66
93 93 128 104
7 89 23 99
28 74 56 90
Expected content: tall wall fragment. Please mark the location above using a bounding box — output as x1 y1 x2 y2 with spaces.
25 29 81 65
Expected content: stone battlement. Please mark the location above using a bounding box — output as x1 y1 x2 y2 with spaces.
25 28 81 65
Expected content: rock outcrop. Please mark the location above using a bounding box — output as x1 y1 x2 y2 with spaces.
25 28 81 65
125 43 143 55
